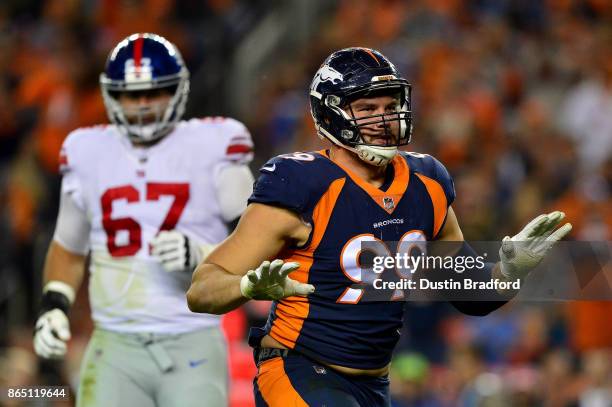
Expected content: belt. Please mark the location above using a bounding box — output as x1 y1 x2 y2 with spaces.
254 347 297 366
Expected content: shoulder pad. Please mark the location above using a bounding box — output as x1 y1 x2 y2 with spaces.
249 151 333 214
59 126 110 174
188 117 254 164
401 151 456 205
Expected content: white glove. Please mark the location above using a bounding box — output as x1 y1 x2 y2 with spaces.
151 231 214 272
240 259 315 300
34 309 71 359
499 211 572 280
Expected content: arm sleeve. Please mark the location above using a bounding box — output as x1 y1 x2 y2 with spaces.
214 164 255 222
449 260 509 316
415 242 509 316
52 188 90 255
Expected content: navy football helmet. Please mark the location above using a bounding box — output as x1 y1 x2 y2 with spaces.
100 33 190 143
310 47 412 166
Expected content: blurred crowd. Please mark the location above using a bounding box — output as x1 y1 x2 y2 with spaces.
0 0 610 406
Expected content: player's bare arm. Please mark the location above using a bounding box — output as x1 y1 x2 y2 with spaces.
434 207 504 293
33 241 85 359
187 203 313 314
436 206 463 241
44 241 87 289
34 179 91 360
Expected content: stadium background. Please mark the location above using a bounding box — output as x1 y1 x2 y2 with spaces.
0 0 610 406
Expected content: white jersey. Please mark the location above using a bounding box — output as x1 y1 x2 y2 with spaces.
59 118 253 334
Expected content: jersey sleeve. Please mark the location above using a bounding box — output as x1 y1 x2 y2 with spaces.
217 118 254 166
428 155 456 206
53 188 91 255
248 155 310 214
59 130 87 211
405 152 456 206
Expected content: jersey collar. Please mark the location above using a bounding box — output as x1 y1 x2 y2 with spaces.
318 150 409 214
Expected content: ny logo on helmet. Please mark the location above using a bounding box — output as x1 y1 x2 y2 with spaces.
311 65 344 91
125 58 152 82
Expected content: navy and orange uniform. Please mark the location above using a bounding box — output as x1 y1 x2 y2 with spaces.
247 150 455 406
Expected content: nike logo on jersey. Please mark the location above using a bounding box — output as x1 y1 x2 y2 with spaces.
262 164 276 172
189 358 208 368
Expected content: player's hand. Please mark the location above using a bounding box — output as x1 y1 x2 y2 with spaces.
240 259 315 300
34 309 71 359
499 211 572 280
151 231 210 272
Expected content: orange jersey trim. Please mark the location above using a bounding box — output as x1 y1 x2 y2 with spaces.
319 150 409 214
308 177 347 251
415 173 448 237
257 358 308 406
269 177 346 348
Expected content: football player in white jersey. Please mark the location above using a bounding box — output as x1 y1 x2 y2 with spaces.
32 33 253 406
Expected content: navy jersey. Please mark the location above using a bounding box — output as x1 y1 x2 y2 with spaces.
248 150 455 369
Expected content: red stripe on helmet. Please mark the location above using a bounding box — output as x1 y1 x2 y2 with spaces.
133 35 144 69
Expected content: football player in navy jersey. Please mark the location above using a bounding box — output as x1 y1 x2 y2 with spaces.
187 47 571 406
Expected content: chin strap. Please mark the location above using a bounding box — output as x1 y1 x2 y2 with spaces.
317 125 398 167
355 145 397 166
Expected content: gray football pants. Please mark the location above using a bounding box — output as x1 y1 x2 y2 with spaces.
76 327 228 407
